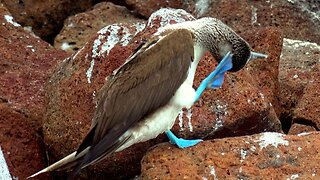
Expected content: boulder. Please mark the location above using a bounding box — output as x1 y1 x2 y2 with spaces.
201 0 320 44
125 0 195 18
1 0 94 42
0 4 68 179
141 132 320 179
279 39 320 132
54 2 144 54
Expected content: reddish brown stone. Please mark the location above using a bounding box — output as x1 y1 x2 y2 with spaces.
0 5 69 130
202 0 319 44
288 123 316 135
1 0 94 41
293 67 320 130
141 132 320 179
279 39 320 129
54 2 144 54
0 102 50 180
0 5 68 179
125 0 196 18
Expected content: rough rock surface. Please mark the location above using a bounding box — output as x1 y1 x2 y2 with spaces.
125 0 195 18
279 39 320 132
293 69 320 130
0 0 94 42
0 4 69 130
172 27 283 140
288 123 316 135
141 132 320 179
201 0 320 44
0 4 68 179
0 103 50 180
54 2 144 54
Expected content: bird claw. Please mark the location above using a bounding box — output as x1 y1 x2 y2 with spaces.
166 130 202 148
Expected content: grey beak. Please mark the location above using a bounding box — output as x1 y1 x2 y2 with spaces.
250 51 268 60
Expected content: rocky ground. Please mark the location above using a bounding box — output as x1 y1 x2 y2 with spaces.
0 0 319 179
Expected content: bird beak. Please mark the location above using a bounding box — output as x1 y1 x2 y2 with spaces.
249 51 268 61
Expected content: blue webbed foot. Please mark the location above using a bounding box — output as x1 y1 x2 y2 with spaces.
166 130 202 148
194 51 233 102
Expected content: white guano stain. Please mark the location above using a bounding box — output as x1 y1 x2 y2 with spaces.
212 100 227 131
251 6 258 25
147 8 195 28
0 147 12 180
4 15 21 27
26 45 35 52
61 42 72 51
297 132 312 136
177 109 193 132
85 22 148 84
86 59 95 84
209 165 218 180
187 108 193 132
284 38 320 50
178 110 184 131
195 0 210 17
256 132 289 150
287 174 299 180
133 22 146 34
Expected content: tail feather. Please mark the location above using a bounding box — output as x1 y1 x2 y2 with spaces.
27 148 89 179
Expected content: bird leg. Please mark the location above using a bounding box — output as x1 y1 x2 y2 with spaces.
164 52 233 149
165 130 202 148
194 51 233 102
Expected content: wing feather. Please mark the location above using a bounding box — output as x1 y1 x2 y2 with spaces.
74 29 194 172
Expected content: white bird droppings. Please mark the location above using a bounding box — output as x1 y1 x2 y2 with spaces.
297 132 312 136
256 132 289 150
86 59 95 84
187 108 193 132
4 15 21 27
0 147 12 180
61 42 72 51
147 8 195 28
209 165 218 180
251 6 258 25
287 174 299 180
195 0 210 17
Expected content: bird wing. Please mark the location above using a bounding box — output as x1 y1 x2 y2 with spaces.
74 29 195 172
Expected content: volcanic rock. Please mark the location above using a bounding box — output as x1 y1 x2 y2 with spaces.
141 132 320 179
201 0 320 44
54 2 144 54
1 0 94 42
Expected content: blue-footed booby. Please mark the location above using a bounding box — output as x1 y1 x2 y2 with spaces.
28 17 267 178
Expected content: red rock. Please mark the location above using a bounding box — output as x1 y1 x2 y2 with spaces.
279 39 320 131
288 123 316 135
0 5 69 130
125 0 196 18
0 5 68 179
43 8 282 179
293 67 320 130
201 0 320 44
1 0 93 41
141 132 320 179
0 103 50 180
54 2 144 54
